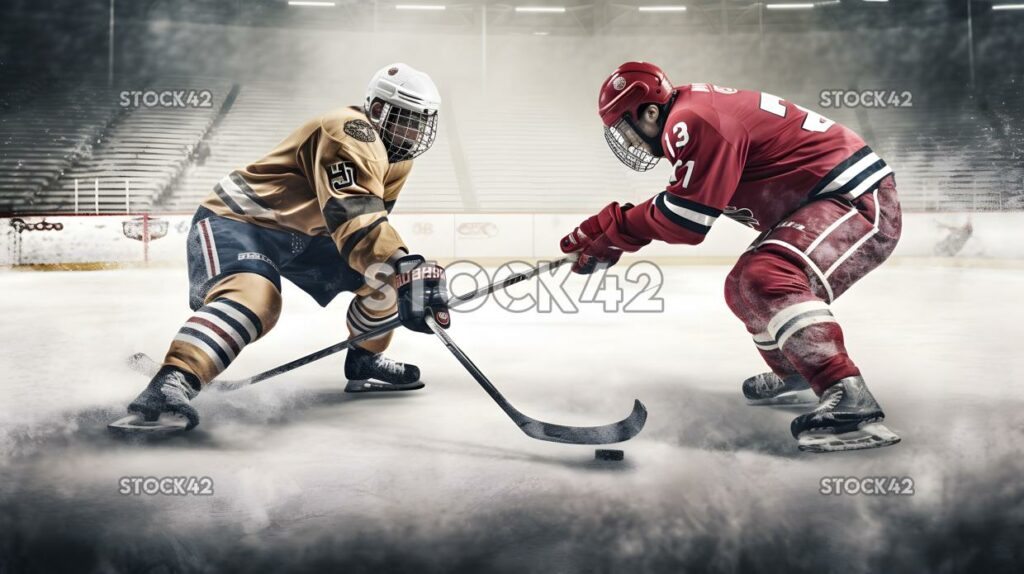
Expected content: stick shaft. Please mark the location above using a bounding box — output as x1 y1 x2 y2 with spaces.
238 256 574 386
424 314 524 422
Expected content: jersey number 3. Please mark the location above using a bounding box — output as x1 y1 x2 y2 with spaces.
759 93 835 133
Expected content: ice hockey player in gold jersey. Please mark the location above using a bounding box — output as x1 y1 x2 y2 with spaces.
121 64 452 430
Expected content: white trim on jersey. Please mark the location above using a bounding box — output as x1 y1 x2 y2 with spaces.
811 146 891 202
845 165 893 202
817 152 882 196
658 193 719 227
218 175 276 219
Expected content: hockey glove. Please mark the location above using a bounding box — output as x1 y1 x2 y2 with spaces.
560 202 650 274
392 254 451 334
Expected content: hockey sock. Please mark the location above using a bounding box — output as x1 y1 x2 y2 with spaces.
346 295 397 354
763 300 860 395
750 331 802 380
164 298 265 384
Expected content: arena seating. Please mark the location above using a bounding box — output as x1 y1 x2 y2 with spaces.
20 78 234 214
3 77 1022 216
163 82 462 213
0 80 120 212
458 91 660 213
983 77 1024 209
863 88 1024 212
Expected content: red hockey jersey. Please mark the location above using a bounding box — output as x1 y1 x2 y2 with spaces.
621 83 893 244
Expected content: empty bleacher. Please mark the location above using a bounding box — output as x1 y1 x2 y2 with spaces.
983 76 1024 209
459 91 655 213
2 76 1022 216
23 77 234 213
163 82 462 213
0 80 120 212
863 90 1024 212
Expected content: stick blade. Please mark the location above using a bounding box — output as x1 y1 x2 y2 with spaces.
517 400 648 445
127 352 160 378
126 352 249 392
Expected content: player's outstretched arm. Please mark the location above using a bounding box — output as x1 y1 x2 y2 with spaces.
559 202 650 274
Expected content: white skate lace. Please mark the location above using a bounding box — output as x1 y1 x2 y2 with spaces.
755 373 785 395
373 355 405 377
161 372 197 401
815 388 844 413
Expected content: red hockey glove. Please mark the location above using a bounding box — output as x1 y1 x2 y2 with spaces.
559 202 650 274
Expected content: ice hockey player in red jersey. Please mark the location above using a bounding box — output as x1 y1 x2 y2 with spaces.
560 61 901 452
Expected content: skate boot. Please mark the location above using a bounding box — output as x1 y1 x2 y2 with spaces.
742 372 816 405
344 345 424 393
791 376 900 452
109 365 201 434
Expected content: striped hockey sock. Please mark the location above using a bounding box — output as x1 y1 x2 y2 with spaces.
166 298 264 383
346 296 397 354
763 300 860 395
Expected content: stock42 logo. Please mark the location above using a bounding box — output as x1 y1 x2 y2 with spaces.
724 206 759 228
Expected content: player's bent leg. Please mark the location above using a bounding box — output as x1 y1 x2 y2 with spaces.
734 252 899 450
126 273 281 430
343 292 422 391
725 253 813 405
163 272 282 384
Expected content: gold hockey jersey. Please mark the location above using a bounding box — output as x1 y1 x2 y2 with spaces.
200 106 412 277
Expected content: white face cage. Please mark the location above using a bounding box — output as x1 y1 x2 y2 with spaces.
376 101 438 163
604 118 660 172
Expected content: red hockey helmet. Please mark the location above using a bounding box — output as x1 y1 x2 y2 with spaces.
598 62 675 171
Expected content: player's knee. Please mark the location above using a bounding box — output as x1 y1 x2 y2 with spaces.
204 273 282 338
737 253 809 303
723 263 747 319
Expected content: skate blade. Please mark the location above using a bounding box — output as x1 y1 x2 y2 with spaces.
797 423 901 453
746 388 817 406
107 413 190 435
344 379 425 394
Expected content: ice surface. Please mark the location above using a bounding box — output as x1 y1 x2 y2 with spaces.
1 265 1022 572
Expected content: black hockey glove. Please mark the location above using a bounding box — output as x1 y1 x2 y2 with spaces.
392 254 451 334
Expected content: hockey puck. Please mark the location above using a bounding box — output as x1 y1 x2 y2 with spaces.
595 449 624 461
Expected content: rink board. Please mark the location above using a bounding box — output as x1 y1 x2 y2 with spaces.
0 211 1019 267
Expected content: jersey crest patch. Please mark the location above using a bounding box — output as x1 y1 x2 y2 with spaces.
344 119 377 143
724 206 760 228
326 160 356 191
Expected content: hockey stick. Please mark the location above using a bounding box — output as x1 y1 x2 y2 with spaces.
423 314 647 445
128 256 577 391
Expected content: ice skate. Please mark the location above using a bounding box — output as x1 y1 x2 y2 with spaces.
344 345 424 393
742 372 816 405
109 366 201 434
791 376 900 452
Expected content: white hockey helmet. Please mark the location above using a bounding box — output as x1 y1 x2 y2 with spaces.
364 63 441 163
